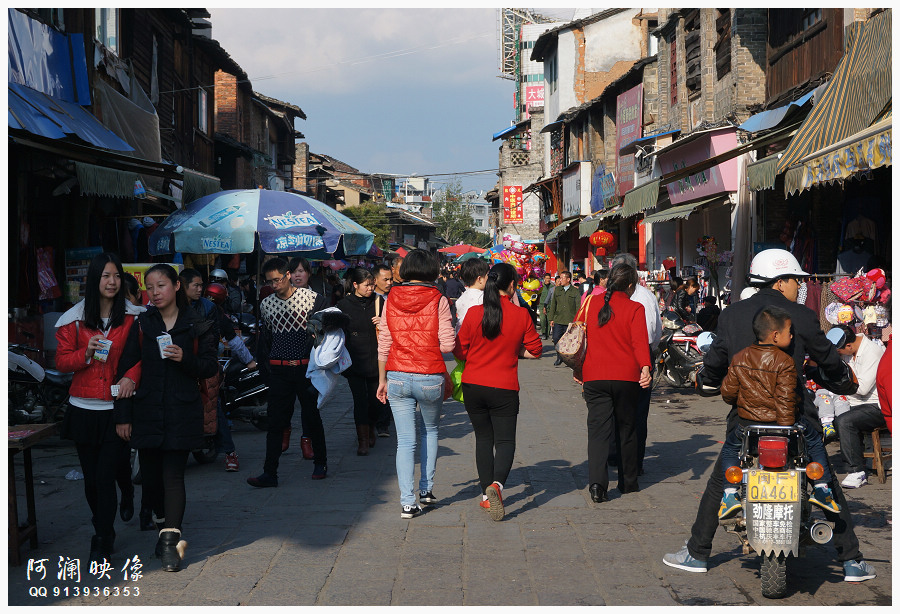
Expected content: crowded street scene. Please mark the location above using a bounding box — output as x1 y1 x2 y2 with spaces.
7 6 892 607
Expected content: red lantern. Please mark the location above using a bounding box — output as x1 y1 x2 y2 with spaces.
590 230 616 250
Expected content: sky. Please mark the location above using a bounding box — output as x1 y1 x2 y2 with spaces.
208 7 581 197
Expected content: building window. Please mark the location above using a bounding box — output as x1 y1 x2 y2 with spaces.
683 9 701 98
801 8 822 30
474 219 483 227
545 54 557 94
715 9 732 80
198 88 208 134
95 8 118 53
34 8 65 30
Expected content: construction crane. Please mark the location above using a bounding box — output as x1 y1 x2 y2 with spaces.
497 8 555 80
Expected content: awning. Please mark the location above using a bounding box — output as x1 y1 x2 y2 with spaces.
776 9 892 193
747 154 781 192
544 218 577 242
642 196 725 224
738 87 819 133
579 217 601 238
8 82 134 152
620 179 661 218
785 116 891 194
618 129 680 156
182 169 222 205
540 118 564 134
492 119 529 141
75 162 138 198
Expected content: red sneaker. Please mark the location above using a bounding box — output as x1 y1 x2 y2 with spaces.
282 426 292 452
485 483 504 521
479 499 490 510
300 436 314 460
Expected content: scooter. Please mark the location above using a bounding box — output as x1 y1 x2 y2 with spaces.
652 312 705 389
8 344 71 424
220 356 268 431
718 424 834 599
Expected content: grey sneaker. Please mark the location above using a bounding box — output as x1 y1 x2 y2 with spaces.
662 544 708 573
843 559 876 582
841 471 868 489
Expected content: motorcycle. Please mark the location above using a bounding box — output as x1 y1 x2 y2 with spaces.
718 423 834 599
652 312 705 389
220 356 268 431
8 344 71 424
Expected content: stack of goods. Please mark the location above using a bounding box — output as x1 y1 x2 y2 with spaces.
819 268 890 339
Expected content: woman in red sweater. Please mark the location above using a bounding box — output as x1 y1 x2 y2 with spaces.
581 264 652 504
55 252 142 563
454 263 543 520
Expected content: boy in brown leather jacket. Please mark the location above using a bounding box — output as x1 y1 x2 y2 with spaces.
717 306 840 518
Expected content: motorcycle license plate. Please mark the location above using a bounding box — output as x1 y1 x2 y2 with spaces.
747 470 799 503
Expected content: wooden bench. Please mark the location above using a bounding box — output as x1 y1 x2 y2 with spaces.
863 427 892 484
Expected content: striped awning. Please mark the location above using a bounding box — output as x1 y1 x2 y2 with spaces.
785 117 891 194
642 196 726 224
620 179 661 218
579 217 601 238
777 9 892 195
545 218 577 242
747 154 781 192
75 161 139 198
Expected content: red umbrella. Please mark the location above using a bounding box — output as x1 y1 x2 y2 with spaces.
438 244 487 255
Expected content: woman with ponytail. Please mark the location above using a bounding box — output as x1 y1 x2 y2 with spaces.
453 263 543 520
581 264 652 504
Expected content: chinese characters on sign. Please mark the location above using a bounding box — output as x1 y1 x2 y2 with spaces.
25 556 144 599
502 186 523 224
524 85 544 119
750 503 795 544
615 84 643 197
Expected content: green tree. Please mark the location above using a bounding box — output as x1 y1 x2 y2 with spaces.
341 201 391 249
431 177 490 247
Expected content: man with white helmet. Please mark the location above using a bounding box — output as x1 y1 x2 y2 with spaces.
663 249 875 582
209 268 243 316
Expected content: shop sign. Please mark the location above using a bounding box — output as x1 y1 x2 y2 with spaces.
616 84 643 197
524 85 544 118
658 128 739 205
502 185 523 224
562 166 581 219
590 164 621 212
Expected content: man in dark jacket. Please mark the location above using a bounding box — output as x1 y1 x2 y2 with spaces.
663 249 875 582
536 273 554 339
547 271 580 366
248 258 328 487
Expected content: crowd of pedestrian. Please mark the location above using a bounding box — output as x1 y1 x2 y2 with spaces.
53 246 884 587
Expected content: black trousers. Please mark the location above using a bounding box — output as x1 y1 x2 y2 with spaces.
583 380 640 492
76 439 128 538
687 406 862 563
138 448 189 530
463 383 520 493
834 403 887 473
551 323 568 345
265 365 325 475
346 373 387 427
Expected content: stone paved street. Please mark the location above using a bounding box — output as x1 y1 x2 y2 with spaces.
8 346 892 606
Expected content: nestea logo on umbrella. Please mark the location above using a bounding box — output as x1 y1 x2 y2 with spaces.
264 211 320 229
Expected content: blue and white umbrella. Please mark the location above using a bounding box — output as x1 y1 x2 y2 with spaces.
149 189 375 258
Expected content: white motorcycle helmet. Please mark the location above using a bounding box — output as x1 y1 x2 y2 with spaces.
747 249 809 286
209 268 229 284
696 331 716 353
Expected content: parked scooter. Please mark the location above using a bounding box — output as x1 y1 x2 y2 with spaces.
652 312 705 389
220 357 268 431
8 344 71 424
718 424 834 599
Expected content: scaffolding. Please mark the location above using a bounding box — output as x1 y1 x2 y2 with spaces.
497 8 554 81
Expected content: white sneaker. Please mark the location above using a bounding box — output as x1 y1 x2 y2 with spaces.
841 471 868 489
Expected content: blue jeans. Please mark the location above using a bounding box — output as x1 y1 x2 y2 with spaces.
387 371 444 506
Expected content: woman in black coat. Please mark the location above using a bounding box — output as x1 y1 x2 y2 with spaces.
336 268 386 456
672 278 700 322
115 264 217 572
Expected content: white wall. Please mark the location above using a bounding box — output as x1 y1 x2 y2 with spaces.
583 11 644 73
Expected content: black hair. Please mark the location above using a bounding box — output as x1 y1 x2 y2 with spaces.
145 263 189 310
122 272 141 304
262 257 289 276
386 254 404 269
702 295 717 305
559 270 571 279
593 269 609 285
669 276 683 291
752 306 792 342
288 256 311 275
482 262 517 340
832 324 858 348
180 268 202 284
344 267 374 295
373 264 391 277
399 249 439 282
597 264 639 328
83 252 127 332
460 257 490 286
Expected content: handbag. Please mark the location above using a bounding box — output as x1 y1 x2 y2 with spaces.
555 295 595 371
450 358 465 403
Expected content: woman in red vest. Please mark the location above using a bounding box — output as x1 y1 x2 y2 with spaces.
454 262 543 520
376 250 455 519
55 252 143 564
581 264 652 504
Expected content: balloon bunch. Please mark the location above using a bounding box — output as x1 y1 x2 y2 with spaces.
488 234 549 306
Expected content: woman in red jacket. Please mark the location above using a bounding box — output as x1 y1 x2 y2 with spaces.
454 263 542 520
581 264 652 504
376 249 455 519
55 252 142 563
